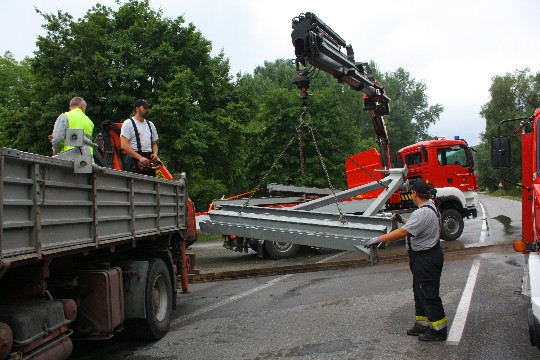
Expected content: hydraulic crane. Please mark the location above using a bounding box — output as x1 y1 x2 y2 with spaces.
291 12 392 169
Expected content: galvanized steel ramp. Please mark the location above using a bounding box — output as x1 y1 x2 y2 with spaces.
199 168 407 256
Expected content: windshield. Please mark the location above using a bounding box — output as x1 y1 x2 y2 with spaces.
437 146 470 167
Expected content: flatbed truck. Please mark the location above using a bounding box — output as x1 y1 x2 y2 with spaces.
0 146 195 360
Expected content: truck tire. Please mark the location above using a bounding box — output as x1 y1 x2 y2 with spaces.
132 258 172 340
264 241 300 259
440 208 464 241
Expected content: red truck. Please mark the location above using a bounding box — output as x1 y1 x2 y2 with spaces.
0 125 196 360
347 137 479 241
492 108 540 349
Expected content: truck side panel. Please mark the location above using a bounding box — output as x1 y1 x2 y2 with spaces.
0 148 188 267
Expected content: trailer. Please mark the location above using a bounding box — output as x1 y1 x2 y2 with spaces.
0 145 194 360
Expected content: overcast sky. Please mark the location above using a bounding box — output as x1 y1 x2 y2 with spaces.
1 0 539 147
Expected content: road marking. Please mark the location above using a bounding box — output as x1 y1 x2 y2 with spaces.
446 259 481 345
173 273 294 325
479 201 488 244
172 251 346 325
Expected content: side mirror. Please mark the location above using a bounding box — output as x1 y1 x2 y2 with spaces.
491 136 511 168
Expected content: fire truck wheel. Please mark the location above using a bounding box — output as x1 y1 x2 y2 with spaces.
528 308 540 348
132 258 172 340
440 208 464 241
264 241 300 259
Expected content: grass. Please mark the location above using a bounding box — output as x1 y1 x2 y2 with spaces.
196 230 222 243
480 189 522 201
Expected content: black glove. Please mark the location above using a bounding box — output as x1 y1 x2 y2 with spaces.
393 213 403 224
364 237 381 248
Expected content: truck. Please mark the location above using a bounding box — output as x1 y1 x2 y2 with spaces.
491 108 540 349
215 12 478 259
0 128 197 360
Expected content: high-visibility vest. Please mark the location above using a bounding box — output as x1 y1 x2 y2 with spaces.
59 108 94 154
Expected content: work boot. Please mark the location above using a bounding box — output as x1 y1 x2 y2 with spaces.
407 323 429 336
418 328 447 341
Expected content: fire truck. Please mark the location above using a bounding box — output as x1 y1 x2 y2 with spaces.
0 126 196 360
491 108 540 349
347 137 478 241
214 12 478 259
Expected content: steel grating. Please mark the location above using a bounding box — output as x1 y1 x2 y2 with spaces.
200 168 407 255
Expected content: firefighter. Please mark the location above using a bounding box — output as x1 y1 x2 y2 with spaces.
120 99 160 176
50 97 94 155
365 180 448 341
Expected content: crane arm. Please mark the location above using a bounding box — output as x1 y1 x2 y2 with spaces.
291 12 391 168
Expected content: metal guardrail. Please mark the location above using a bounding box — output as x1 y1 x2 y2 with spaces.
200 168 407 256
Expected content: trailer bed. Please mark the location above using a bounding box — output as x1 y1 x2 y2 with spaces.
0 148 189 269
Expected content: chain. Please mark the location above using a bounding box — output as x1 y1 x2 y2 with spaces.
238 119 306 214
306 123 347 224
297 112 310 176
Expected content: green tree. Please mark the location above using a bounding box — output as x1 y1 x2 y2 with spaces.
236 60 442 193
13 0 247 210
0 53 36 149
381 67 444 158
477 68 540 190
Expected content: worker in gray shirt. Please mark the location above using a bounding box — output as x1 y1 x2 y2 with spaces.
365 180 447 341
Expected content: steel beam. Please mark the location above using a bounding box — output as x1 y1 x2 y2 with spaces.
200 168 407 257
292 167 407 213
199 204 392 254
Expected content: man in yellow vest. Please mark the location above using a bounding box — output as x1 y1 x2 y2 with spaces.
51 97 94 155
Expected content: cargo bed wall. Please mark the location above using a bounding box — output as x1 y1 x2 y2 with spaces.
0 148 188 266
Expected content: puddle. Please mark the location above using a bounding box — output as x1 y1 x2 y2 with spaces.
492 215 516 235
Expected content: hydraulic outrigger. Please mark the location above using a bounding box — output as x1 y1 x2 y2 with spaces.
200 12 406 263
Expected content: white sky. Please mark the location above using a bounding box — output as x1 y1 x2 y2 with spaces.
1 0 539 146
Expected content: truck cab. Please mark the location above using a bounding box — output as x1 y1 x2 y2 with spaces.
396 138 478 194
393 137 479 240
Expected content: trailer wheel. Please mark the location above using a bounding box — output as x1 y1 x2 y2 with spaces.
132 258 172 340
264 241 300 259
440 208 464 241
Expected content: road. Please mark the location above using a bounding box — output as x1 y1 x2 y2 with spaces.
71 194 536 360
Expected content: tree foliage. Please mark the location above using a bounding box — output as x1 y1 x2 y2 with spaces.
476 68 540 190
21 0 243 209
236 60 443 192
381 68 444 157
0 53 36 149
0 1 443 210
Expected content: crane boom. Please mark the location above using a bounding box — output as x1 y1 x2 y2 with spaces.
291 12 392 168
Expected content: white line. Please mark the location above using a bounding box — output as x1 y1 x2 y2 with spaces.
479 201 487 244
172 273 294 325
172 251 347 325
446 259 481 345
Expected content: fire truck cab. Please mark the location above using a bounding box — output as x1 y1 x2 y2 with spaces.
394 137 479 240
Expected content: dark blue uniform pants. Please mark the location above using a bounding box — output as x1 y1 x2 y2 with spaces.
409 246 447 329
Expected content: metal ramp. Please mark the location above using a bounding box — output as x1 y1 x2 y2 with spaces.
199 168 407 259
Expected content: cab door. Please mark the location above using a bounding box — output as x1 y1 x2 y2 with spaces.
436 145 477 191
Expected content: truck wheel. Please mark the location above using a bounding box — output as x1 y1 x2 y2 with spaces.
132 258 172 340
264 241 300 259
440 208 464 241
